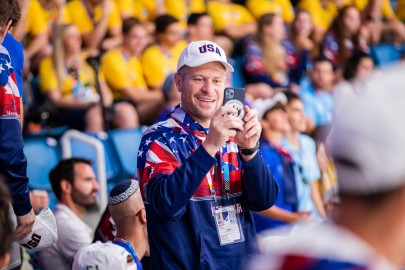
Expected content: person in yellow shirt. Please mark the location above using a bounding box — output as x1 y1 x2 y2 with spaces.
102 17 164 125
67 0 123 52
38 24 137 132
297 0 339 43
207 0 257 40
141 14 187 90
246 0 295 24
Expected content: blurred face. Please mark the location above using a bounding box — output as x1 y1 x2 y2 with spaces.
310 61 334 90
125 25 149 56
191 15 214 41
175 62 226 126
263 108 289 133
71 163 99 207
294 11 313 37
160 22 182 47
355 57 374 78
264 15 285 42
286 99 306 132
343 7 361 35
63 25 82 55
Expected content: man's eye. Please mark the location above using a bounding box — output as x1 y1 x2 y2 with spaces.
194 78 203 83
213 79 223 84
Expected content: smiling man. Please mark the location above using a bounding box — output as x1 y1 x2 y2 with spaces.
137 40 279 270
38 158 100 270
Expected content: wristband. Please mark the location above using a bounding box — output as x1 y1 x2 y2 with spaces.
239 141 259 156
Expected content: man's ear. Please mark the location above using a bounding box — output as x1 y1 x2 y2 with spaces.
0 20 12 37
139 208 147 224
60 179 72 195
174 73 183 93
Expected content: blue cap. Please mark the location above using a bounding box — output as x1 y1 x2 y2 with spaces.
108 180 139 205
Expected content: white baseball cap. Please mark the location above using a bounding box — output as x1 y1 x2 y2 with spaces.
176 40 234 72
72 241 136 270
332 63 405 194
17 207 57 252
252 92 287 120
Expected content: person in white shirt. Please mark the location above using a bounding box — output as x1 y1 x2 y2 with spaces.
38 158 100 270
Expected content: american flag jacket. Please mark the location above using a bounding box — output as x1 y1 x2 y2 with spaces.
137 105 279 270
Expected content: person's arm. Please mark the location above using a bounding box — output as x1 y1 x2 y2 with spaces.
46 89 96 109
120 86 163 104
82 1 112 50
258 206 310 223
24 32 49 60
222 23 257 40
311 182 326 219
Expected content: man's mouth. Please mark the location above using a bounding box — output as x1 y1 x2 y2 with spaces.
196 97 215 103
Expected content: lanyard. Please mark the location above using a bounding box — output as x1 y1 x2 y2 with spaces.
113 238 143 269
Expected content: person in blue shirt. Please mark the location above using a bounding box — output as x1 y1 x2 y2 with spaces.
299 57 334 135
252 92 309 232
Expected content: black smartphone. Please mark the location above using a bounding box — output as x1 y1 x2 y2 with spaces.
223 87 246 120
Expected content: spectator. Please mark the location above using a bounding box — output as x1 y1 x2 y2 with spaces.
72 241 136 269
38 24 130 132
0 0 35 241
207 0 256 40
239 14 290 93
157 73 181 122
109 180 149 269
246 0 295 24
248 63 405 270
282 93 325 220
187 13 215 42
141 15 187 90
38 158 100 270
66 0 122 53
101 17 162 125
252 93 309 232
342 51 374 81
322 6 367 71
298 57 334 134
0 178 14 269
137 40 279 269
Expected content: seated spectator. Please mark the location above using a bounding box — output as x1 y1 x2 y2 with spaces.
246 0 295 24
238 14 290 94
297 0 339 43
282 93 326 220
38 158 100 270
298 57 334 134
101 17 162 125
157 73 181 121
322 6 368 72
72 241 136 269
141 15 187 90
109 180 149 268
66 0 122 53
38 24 134 132
252 93 309 232
0 178 14 269
283 10 316 87
342 51 374 81
207 0 256 40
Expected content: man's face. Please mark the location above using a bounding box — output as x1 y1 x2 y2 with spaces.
161 22 182 47
263 108 289 133
175 62 226 125
71 163 99 208
125 25 149 56
190 15 214 41
310 61 334 91
286 99 307 132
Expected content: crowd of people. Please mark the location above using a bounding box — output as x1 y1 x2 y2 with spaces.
1 0 405 269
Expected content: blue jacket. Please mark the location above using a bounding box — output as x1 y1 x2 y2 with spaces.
0 44 31 216
137 106 279 270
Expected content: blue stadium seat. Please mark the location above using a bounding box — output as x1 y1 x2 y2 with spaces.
231 56 246 88
24 137 61 209
370 44 401 66
108 127 144 180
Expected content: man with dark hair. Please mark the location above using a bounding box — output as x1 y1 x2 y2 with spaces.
0 177 14 269
187 13 215 42
141 14 187 90
38 158 100 270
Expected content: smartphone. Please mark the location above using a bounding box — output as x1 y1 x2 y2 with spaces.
223 87 246 120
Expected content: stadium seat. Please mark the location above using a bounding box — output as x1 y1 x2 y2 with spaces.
231 56 246 88
370 44 401 66
108 127 144 180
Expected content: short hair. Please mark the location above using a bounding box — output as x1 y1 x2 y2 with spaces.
285 92 302 105
187 13 209 26
0 176 13 258
155 14 179 34
122 17 142 36
0 0 20 27
312 56 333 68
49 158 92 200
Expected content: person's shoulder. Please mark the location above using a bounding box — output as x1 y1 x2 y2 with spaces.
299 134 316 147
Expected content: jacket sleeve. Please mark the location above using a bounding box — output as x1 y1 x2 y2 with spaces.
140 143 216 220
0 119 32 216
241 151 279 212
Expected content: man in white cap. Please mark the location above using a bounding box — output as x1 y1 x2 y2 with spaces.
248 64 405 269
137 40 279 269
